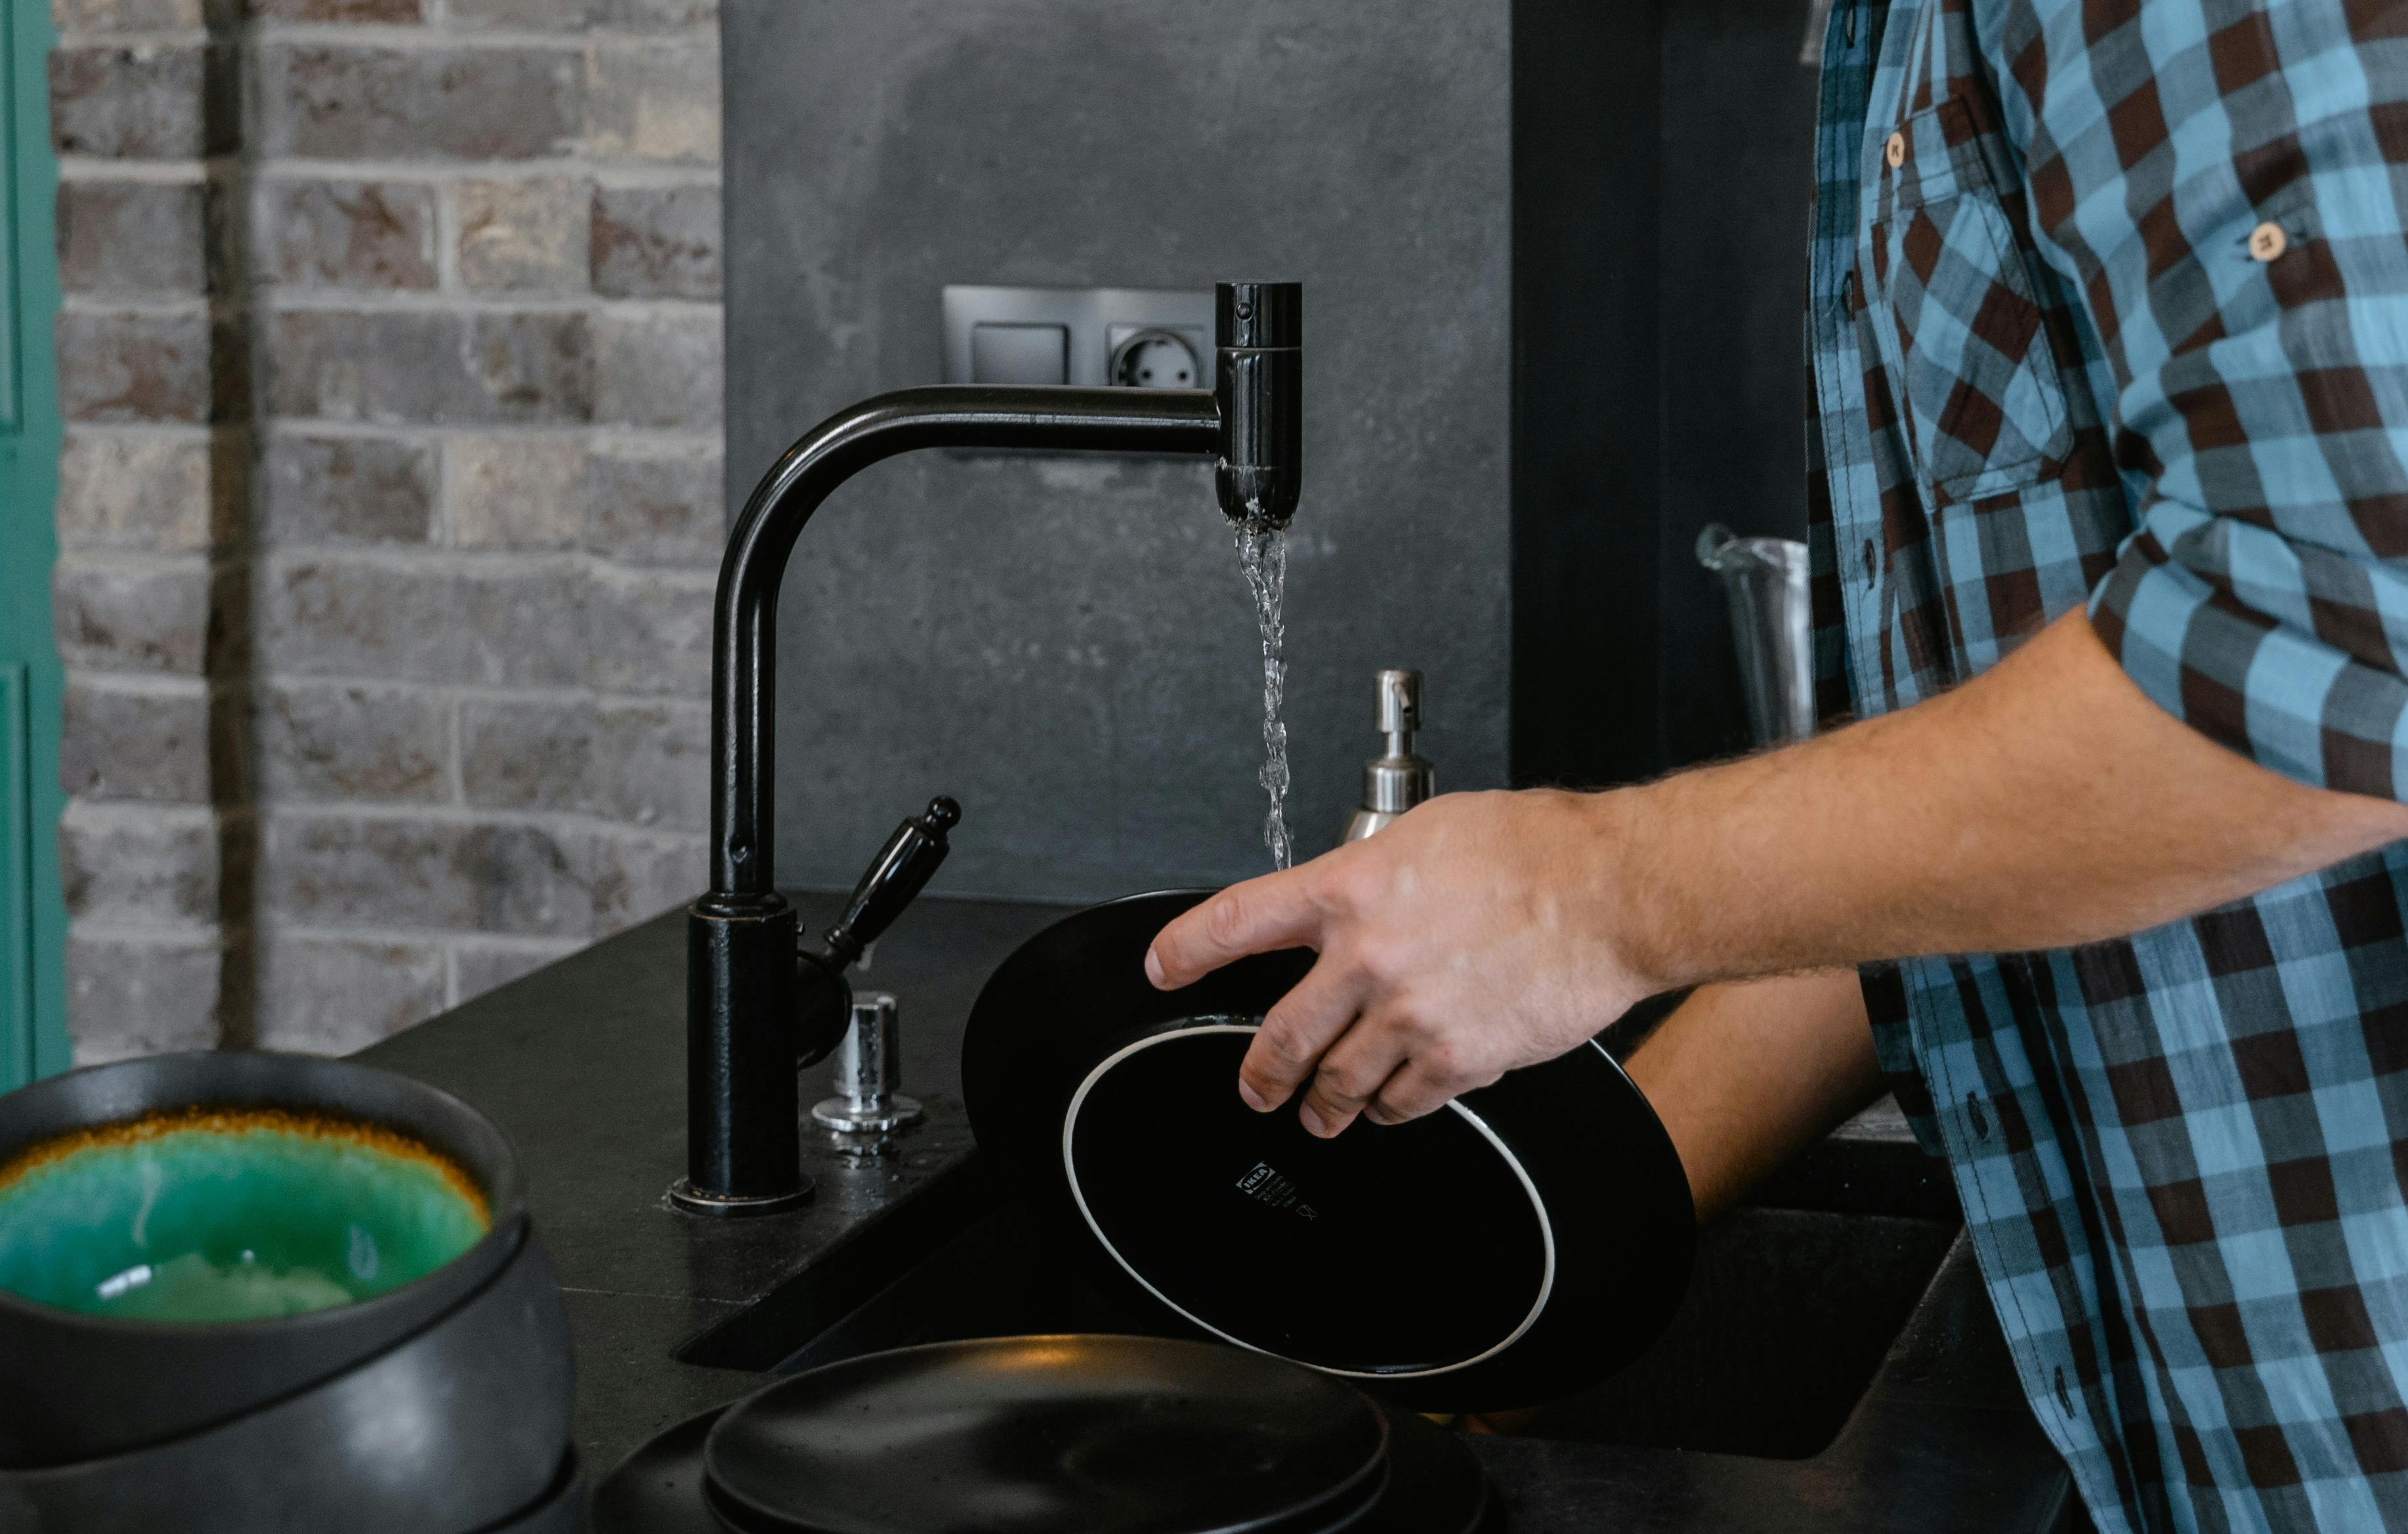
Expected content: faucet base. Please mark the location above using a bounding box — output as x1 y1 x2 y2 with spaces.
665 1176 816 1219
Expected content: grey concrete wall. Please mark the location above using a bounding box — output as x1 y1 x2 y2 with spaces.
725 0 1513 902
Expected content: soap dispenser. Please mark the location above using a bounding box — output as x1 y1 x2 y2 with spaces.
1343 669 1433 842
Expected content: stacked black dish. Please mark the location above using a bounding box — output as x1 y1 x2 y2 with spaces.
593 1334 1492 1534
0 1052 579 1533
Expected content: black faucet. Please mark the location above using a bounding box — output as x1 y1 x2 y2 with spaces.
673 281 1302 1215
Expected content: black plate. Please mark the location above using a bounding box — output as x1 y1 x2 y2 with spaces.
592 1340 1490 1534
961 891 1695 1411
705 1335 1385 1534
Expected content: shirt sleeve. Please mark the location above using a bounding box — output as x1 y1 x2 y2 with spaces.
2049 1 2408 800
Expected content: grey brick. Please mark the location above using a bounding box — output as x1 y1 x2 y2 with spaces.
449 942 574 1003
57 308 228 425
58 802 221 924
592 699 706 829
590 829 699 934
59 678 228 803
446 0 591 34
249 0 420 21
593 309 719 429
54 556 243 676
257 936 446 1055
255 180 437 291
56 430 242 553
264 309 592 426
257 682 450 802
591 183 717 299
261 556 585 686
584 563 711 694
49 42 234 159
585 443 719 564
56 179 209 297
263 434 434 545
257 44 580 161
585 39 716 164
459 696 593 812
448 435 585 549
589 0 712 28
54 0 213 31
266 814 593 938
68 932 227 1064
457 176 589 294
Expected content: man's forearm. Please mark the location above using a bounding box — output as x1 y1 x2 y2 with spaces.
1623 970 1883 1222
1599 611 2408 995
1145 609 2408 1137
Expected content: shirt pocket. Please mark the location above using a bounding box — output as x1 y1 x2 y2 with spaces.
1867 98 2073 505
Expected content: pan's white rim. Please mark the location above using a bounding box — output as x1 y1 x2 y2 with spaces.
1061 1021 1557 1380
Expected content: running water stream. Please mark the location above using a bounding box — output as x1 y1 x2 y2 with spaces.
1234 524 1292 871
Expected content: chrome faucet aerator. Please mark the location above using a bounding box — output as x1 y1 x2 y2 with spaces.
674 281 1303 1216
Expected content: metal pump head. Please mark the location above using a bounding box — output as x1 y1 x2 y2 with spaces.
1214 281 1302 530
1343 669 1433 843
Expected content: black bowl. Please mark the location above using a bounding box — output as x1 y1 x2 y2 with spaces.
0 1051 530 1467
0 1218 574 1534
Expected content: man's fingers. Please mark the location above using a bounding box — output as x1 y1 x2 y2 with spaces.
1147 870 1324 990
1294 1017 1412 1138
1238 961 1370 1113
1363 1059 1463 1125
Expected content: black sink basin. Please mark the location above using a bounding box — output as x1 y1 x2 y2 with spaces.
679 1100 1968 1463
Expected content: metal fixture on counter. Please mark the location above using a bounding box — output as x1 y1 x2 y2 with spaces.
811 993 922 1136
681 281 1303 1216
1341 669 1432 842
1695 524 1815 747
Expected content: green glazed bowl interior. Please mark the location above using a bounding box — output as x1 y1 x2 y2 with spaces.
0 1107 492 1324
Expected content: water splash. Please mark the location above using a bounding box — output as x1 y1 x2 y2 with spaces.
1235 524 1292 870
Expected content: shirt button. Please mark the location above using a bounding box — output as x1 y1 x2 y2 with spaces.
1966 1092 1991 1140
2249 220 2288 262
1886 131 1906 169
1860 537 1877 582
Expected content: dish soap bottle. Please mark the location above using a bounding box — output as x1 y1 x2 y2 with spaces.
1342 669 1433 842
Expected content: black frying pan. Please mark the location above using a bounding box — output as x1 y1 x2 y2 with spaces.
960 890 1695 1412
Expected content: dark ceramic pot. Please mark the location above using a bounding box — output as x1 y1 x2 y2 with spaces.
0 1214 574 1534
0 1051 531 1468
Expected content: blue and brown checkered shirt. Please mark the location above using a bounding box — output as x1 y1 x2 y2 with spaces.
1807 0 2408 1527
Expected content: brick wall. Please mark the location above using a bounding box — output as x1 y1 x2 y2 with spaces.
51 0 723 1061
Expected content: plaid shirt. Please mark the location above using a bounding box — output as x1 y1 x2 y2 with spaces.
1806 0 2408 1528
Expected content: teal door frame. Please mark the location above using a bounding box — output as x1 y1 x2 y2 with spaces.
1 0 67 1088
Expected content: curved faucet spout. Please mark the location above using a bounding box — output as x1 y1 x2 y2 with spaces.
707 385 1219 901
680 281 1300 1215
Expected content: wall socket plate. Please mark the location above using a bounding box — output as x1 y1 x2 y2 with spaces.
941 285 1214 388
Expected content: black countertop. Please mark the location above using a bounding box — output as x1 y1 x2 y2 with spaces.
362 894 2080 1533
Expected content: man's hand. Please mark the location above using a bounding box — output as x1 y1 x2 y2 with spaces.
1151 612 2408 1139
1145 790 1642 1136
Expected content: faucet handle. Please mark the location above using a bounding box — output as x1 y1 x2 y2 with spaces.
822 797 959 966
